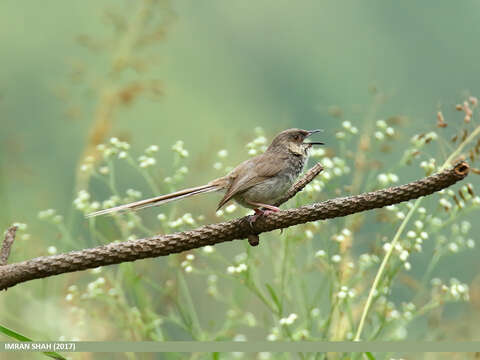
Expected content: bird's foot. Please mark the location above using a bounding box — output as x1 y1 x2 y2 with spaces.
247 207 280 228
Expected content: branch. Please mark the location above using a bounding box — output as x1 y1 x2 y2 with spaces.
0 162 469 291
0 226 18 266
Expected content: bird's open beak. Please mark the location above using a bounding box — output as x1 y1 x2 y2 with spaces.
305 129 324 145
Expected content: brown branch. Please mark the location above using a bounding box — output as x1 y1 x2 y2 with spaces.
0 162 470 291
0 226 18 266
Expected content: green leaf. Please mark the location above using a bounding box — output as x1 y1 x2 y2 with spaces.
364 352 376 360
0 324 67 360
212 352 220 360
265 283 283 314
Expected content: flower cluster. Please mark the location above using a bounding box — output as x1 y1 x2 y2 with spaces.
181 254 195 273
374 119 395 141
246 127 268 156
336 120 359 139
171 140 189 158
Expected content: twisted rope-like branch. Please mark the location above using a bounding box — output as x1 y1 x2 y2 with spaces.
0 226 17 266
0 162 469 291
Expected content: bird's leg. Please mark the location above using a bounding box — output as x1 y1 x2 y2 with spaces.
246 202 281 227
248 202 281 214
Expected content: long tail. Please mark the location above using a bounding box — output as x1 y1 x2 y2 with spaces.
86 184 222 218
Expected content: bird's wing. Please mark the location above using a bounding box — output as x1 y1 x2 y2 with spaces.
216 153 287 210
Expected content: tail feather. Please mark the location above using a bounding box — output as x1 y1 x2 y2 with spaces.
86 184 221 218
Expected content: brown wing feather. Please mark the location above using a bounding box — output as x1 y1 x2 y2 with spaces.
216 153 287 210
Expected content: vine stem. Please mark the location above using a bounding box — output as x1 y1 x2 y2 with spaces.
354 123 480 341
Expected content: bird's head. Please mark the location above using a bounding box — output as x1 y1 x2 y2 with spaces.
267 128 324 156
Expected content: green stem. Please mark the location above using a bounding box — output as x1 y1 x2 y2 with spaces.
177 270 203 339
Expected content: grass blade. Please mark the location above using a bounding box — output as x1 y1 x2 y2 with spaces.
0 324 67 360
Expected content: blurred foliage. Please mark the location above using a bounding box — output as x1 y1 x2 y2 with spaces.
1 1 480 360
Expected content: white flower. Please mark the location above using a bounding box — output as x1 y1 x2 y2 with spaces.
305 230 314 239
389 310 400 320
467 239 475 248
331 254 341 263
399 250 409 262
376 120 387 129
172 140 189 157
378 173 388 185
237 263 248 272
145 145 159 154
322 157 334 168
182 213 195 225
448 243 459 253
334 234 345 243
47 246 57 255
404 262 411 271
341 228 352 237
267 334 277 341
315 250 326 258
203 246 214 253
388 173 399 183
383 243 392 252
407 230 416 238
186 254 195 261
439 198 452 209
125 189 142 199
414 220 423 230
375 131 385 140
38 209 55 219
218 149 228 158
385 127 395 136
225 204 237 213
157 213 166 221
280 313 298 325
184 266 193 273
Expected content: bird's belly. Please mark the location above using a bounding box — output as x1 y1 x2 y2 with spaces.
233 174 295 209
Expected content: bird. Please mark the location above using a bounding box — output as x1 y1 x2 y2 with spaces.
87 128 324 220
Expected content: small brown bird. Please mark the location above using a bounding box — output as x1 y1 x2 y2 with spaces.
87 128 323 219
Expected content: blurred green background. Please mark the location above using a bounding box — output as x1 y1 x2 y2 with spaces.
2 0 480 225
1 0 480 353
